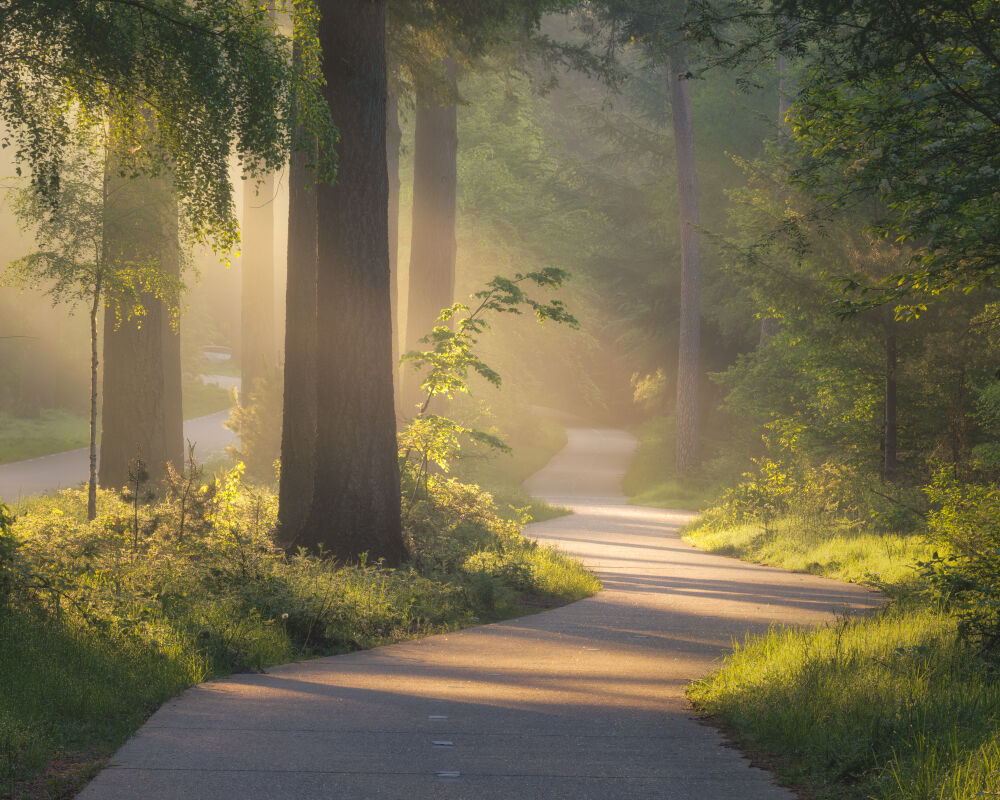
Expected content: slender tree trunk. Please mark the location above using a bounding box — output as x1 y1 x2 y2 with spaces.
277 138 318 545
295 0 405 565
161 191 183 472
883 325 898 482
760 52 793 347
401 60 458 417
88 277 101 521
668 42 701 474
387 82 402 419
99 147 182 488
241 171 276 395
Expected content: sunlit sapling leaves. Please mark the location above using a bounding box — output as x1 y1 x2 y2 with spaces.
0 0 336 254
399 269 577 492
402 268 578 414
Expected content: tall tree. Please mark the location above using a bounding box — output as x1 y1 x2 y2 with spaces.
277 21 320 545
387 79 403 417
667 37 702 473
401 59 459 415
293 0 406 565
241 173 277 394
100 141 184 488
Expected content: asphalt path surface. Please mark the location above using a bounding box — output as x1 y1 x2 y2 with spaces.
77 428 881 799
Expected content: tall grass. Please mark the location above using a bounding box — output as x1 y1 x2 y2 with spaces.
691 605 1000 799
683 513 932 591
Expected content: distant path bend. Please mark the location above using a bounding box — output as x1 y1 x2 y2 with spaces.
78 428 880 800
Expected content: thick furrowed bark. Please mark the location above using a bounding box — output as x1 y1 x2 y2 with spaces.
295 0 405 566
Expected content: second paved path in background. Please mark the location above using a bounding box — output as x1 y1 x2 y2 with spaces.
78 428 881 800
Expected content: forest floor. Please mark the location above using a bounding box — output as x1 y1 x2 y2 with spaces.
75 428 878 800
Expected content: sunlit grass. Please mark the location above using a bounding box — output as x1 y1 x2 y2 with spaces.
691 604 1000 800
0 410 89 465
683 513 932 591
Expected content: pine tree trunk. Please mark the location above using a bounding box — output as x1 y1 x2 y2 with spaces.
99 149 182 489
883 325 898 482
668 42 701 474
277 136 318 545
401 61 458 417
295 0 405 565
241 171 276 395
387 82 402 420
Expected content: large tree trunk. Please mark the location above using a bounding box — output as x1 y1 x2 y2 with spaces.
668 42 701 474
241 171 276 395
387 82 402 420
400 61 458 417
295 0 405 565
277 141 318 544
99 153 183 489
883 324 898 483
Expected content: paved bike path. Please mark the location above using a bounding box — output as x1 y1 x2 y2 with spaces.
77 428 881 799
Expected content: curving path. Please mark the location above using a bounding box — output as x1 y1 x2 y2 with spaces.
77 428 881 800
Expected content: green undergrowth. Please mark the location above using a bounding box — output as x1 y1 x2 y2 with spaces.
690 604 1000 799
0 380 231 466
623 416 719 511
683 513 932 591
0 462 598 798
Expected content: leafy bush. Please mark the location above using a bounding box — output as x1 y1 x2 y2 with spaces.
921 467 1000 653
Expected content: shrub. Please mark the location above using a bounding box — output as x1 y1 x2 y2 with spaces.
921 466 1000 653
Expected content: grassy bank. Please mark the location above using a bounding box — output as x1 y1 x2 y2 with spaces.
690 604 1000 799
682 509 1000 799
683 514 932 591
0 447 596 799
0 381 232 466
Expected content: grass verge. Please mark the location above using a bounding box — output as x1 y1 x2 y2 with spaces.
682 514 932 591
0 381 232 466
683 511 1000 799
690 604 1000 799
